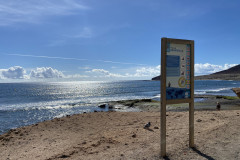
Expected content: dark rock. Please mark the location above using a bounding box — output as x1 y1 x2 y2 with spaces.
196 119 202 122
154 126 159 129
98 104 107 108
129 103 134 107
142 99 152 102
132 134 136 138
59 155 70 158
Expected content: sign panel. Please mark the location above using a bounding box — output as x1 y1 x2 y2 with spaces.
166 43 191 100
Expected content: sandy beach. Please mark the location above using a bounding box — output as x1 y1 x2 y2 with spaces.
1 97 240 160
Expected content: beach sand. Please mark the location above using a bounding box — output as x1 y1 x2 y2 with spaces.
1 98 240 160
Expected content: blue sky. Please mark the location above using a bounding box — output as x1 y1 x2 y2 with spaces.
0 0 239 81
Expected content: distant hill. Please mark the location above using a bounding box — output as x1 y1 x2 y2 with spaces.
195 64 240 80
152 64 240 81
152 75 160 81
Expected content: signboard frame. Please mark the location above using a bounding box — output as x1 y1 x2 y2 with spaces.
161 38 194 157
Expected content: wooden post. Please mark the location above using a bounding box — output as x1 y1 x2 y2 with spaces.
161 38 167 157
189 102 194 147
189 41 195 147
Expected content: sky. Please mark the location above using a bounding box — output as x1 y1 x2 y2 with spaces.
0 0 239 82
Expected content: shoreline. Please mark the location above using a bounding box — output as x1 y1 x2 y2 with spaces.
1 110 240 159
107 94 240 112
1 95 240 159
1 94 240 135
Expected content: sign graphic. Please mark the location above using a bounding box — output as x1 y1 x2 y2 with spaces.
166 43 191 100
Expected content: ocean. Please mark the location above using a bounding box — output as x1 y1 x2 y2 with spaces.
0 80 239 134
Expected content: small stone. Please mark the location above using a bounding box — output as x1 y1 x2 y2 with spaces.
196 119 202 122
154 126 159 129
132 134 136 138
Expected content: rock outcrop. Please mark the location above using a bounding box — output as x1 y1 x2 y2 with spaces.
232 88 240 98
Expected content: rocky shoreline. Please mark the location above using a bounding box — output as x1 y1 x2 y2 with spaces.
102 94 240 112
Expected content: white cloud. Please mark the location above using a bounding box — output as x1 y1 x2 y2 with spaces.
86 66 161 79
133 65 160 77
195 63 238 75
0 66 29 79
88 69 124 78
78 66 91 70
0 0 89 25
30 67 64 79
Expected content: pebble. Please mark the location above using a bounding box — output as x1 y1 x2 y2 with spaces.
196 119 202 122
132 134 137 138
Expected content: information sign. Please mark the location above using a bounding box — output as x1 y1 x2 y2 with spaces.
160 38 194 157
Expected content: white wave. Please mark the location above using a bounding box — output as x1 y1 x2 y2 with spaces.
195 87 232 94
194 91 206 94
205 87 232 93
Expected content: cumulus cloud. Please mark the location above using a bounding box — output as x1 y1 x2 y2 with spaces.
88 69 124 78
133 65 160 77
195 63 238 75
30 67 64 79
0 66 29 79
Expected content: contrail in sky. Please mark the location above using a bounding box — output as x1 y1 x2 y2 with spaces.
6 54 146 66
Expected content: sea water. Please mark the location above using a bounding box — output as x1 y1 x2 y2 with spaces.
0 80 239 134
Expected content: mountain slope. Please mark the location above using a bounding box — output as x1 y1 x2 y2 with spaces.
195 64 240 80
